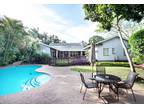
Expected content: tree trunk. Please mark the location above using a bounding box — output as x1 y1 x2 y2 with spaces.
117 25 136 72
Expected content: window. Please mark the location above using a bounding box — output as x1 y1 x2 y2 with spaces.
70 52 80 57
103 48 109 56
112 48 115 54
64 51 68 58
58 51 64 58
123 49 126 56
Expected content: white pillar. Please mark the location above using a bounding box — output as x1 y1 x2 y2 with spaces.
81 51 83 56
56 50 58 58
68 51 71 58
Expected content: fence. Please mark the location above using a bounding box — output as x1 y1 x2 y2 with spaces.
51 56 89 66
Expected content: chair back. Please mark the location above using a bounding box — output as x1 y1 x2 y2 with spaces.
80 73 87 87
96 66 106 75
126 72 138 88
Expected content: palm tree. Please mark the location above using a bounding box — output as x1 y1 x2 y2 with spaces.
0 16 26 64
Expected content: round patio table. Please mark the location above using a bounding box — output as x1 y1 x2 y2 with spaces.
95 74 121 98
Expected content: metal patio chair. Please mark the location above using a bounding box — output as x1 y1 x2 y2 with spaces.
92 66 106 78
115 72 138 101
79 73 98 100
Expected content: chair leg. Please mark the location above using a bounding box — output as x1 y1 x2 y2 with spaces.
125 89 128 98
116 87 119 101
83 88 87 100
92 73 94 78
80 84 83 93
131 89 136 102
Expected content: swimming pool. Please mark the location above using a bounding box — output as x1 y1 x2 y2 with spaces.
0 65 51 96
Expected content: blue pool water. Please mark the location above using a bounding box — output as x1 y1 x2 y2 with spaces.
0 65 51 96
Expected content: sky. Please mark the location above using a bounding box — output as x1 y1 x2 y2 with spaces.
0 4 104 43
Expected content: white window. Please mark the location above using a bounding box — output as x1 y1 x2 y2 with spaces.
112 48 115 54
103 48 109 56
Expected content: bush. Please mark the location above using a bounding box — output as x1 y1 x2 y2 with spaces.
55 58 89 66
129 29 144 64
55 59 69 66
29 53 52 64
96 61 129 67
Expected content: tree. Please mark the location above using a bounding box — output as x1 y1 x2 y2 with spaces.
49 35 61 44
28 28 63 45
0 16 41 65
28 28 42 39
0 16 27 65
89 35 104 44
83 4 144 72
129 29 144 64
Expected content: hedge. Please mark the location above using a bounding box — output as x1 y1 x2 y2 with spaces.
96 61 129 67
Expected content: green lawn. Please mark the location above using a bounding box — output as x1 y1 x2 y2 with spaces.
71 66 144 87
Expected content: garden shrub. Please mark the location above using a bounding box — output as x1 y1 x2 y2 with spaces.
29 53 52 64
55 59 69 66
96 61 129 67
129 29 144 64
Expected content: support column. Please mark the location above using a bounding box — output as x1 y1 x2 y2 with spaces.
81 51 83 57
68 51 71 64
63 51 65 58
68 51 71 58
56 50 58 59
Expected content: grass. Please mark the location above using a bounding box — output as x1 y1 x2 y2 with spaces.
71 66 144 87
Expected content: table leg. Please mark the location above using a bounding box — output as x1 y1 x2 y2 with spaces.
109 84 119 101
98 83 104 98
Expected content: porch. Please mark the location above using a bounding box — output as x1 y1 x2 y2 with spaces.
50 49 88 65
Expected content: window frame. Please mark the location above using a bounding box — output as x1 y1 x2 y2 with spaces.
103 48 109 56
112 48 116 54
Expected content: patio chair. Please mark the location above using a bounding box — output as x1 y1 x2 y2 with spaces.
96 66 106 75
115 72 138 102
92 66 106 78
79 73 98 100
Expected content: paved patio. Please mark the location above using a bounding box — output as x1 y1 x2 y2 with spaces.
0 65 144 104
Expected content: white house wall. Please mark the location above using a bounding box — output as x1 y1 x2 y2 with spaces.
96 37 128 61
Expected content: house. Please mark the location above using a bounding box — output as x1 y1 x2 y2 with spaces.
84 36 128 61
40 42 87 65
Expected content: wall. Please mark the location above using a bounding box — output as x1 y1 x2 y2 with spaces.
39 44 51 56
96 37 128 61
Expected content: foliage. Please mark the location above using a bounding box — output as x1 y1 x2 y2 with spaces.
89 35 104 44
28 53 52 64
28 28 64 45
83 4 144 31
55 59 69 66
96 61 129 67
18 35 41 62
129 29 144 64
0 16 27 65
0 16 58 66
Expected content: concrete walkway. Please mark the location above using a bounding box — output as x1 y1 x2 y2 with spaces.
0 65 144 104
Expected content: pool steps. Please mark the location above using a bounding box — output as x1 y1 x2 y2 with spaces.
23 77 40 91
22 74 50 91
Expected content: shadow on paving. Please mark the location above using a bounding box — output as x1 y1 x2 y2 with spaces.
99 92 144 104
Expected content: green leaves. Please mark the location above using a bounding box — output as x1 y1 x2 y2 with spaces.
28 28 62 45
129 29 144 64
83 4 144 31
0 16 39 65
89 35 104 44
